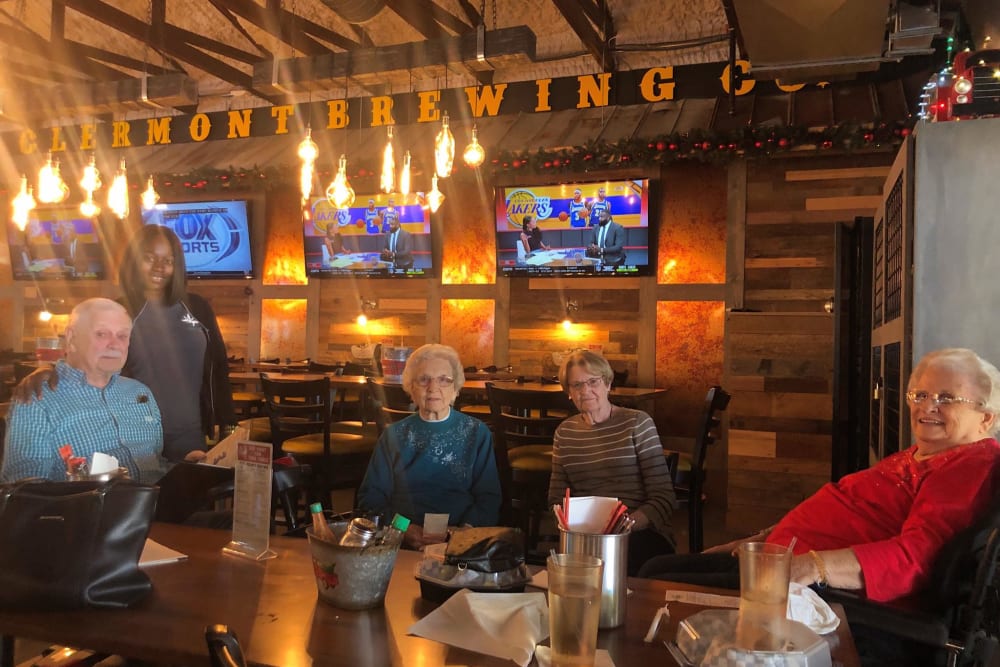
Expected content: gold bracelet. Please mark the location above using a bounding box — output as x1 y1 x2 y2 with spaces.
808 550 828 588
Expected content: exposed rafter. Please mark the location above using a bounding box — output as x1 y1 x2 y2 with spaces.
551 0 617 72
63 0 266 97
211 0 360 53
0 21 126 81
386 0 491 84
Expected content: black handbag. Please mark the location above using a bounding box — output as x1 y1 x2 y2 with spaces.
0 478 159 610
444 527 524 573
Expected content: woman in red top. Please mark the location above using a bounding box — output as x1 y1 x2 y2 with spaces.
639 348 1000 604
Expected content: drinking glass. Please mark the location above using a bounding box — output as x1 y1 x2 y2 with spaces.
547 553 603 667
737 542 792 651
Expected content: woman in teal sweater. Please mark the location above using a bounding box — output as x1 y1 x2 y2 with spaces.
357 344 501 549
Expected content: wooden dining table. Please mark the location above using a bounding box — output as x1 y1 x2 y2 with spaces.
0 523 859 667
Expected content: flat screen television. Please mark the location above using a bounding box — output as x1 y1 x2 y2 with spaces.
141 200 254 279
6 208 107 280
495 178 653 277
303 194 433 278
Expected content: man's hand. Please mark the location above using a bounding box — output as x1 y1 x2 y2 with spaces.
13 367 58 404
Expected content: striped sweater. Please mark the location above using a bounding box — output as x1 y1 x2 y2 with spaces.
548 407 676 545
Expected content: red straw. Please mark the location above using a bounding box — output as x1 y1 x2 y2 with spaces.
603 502 627 534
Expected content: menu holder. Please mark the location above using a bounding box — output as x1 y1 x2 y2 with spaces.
223 440 277 561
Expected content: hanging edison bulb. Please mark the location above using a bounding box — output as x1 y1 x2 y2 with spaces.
80 191 100 218
434 112 455 178
108 158 130 220
78 154 100 219
400 151 412 197
380 126 396 194
37 153 70 204
325 154 356 210
427 174 445 213
141 176 160 211
11 176 37 231
298 127 319 206
462 125 486 168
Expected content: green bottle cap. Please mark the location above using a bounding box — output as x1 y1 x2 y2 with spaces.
391 513 411 531
310 503 324 514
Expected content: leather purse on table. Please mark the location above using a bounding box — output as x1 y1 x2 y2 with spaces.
0 478 159 610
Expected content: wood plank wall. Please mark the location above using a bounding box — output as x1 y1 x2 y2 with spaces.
725 152 891 531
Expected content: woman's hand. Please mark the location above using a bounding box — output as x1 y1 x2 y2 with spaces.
630 509 650 531
183 450 208 463
403 524 442 550
13 368 58 403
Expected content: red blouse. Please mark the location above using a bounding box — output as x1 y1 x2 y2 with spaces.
767 438 1000 602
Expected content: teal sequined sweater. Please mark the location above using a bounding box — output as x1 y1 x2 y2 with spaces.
357 408 501 526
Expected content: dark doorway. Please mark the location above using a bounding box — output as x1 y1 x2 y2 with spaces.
832 218 873 480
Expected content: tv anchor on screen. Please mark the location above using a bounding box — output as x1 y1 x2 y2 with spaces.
381 217 413 270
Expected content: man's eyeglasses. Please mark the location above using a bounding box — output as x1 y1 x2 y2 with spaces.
415 375 454 388
569 376 605 392
905 391 983 408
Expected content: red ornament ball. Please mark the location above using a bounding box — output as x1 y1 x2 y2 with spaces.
552 159 561 167
669 143 679 151
778 138 789 148
544 161 552 168
183 181 191 187
584 153 593 161
656 141 667 151
512 160 522 168
754 141 763 149
900 127 911 137
701 141 712 151
620 154 630 162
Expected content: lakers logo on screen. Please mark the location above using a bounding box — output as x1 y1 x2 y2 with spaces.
505 189 553 229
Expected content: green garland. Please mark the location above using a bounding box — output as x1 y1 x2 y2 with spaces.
0 121 915 196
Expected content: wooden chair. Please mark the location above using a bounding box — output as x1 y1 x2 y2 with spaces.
260 375 376 507
667 385 731 554
366 377 415 435
486 382 577 562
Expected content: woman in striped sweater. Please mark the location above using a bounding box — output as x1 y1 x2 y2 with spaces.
547 349 677 574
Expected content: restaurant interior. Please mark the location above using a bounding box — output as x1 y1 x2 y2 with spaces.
2 1 1000 664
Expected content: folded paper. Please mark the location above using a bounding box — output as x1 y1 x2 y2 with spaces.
408 589 548 667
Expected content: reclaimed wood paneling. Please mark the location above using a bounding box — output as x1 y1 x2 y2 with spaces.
191 284 254 361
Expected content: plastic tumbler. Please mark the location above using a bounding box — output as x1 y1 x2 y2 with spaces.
547 553 603 667
736 542 792 651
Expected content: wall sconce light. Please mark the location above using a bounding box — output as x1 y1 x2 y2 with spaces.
824 296 835 314
356 299 378 327
562 300 580 331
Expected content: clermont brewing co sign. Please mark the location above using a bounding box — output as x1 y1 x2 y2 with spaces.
7 59 827 156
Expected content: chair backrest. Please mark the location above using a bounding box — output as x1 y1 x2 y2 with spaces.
687 385 731 553
308 360 343 374
366 377 415 435
260 374 331 453
486 382 577 521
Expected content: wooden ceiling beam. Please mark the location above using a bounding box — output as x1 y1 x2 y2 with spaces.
386 0 449 40
63 0 259 92
0 22 126 81
66 40 171 75
456 0 483 27
210 0 359 53
550 0 617 72
253 25 535 95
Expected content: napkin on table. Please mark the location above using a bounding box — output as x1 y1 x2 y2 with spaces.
787 582 840 634
408 589 549 667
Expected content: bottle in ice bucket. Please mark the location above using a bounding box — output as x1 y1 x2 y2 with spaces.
339 517 378 547
310 503 336 542
380 513 411 546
